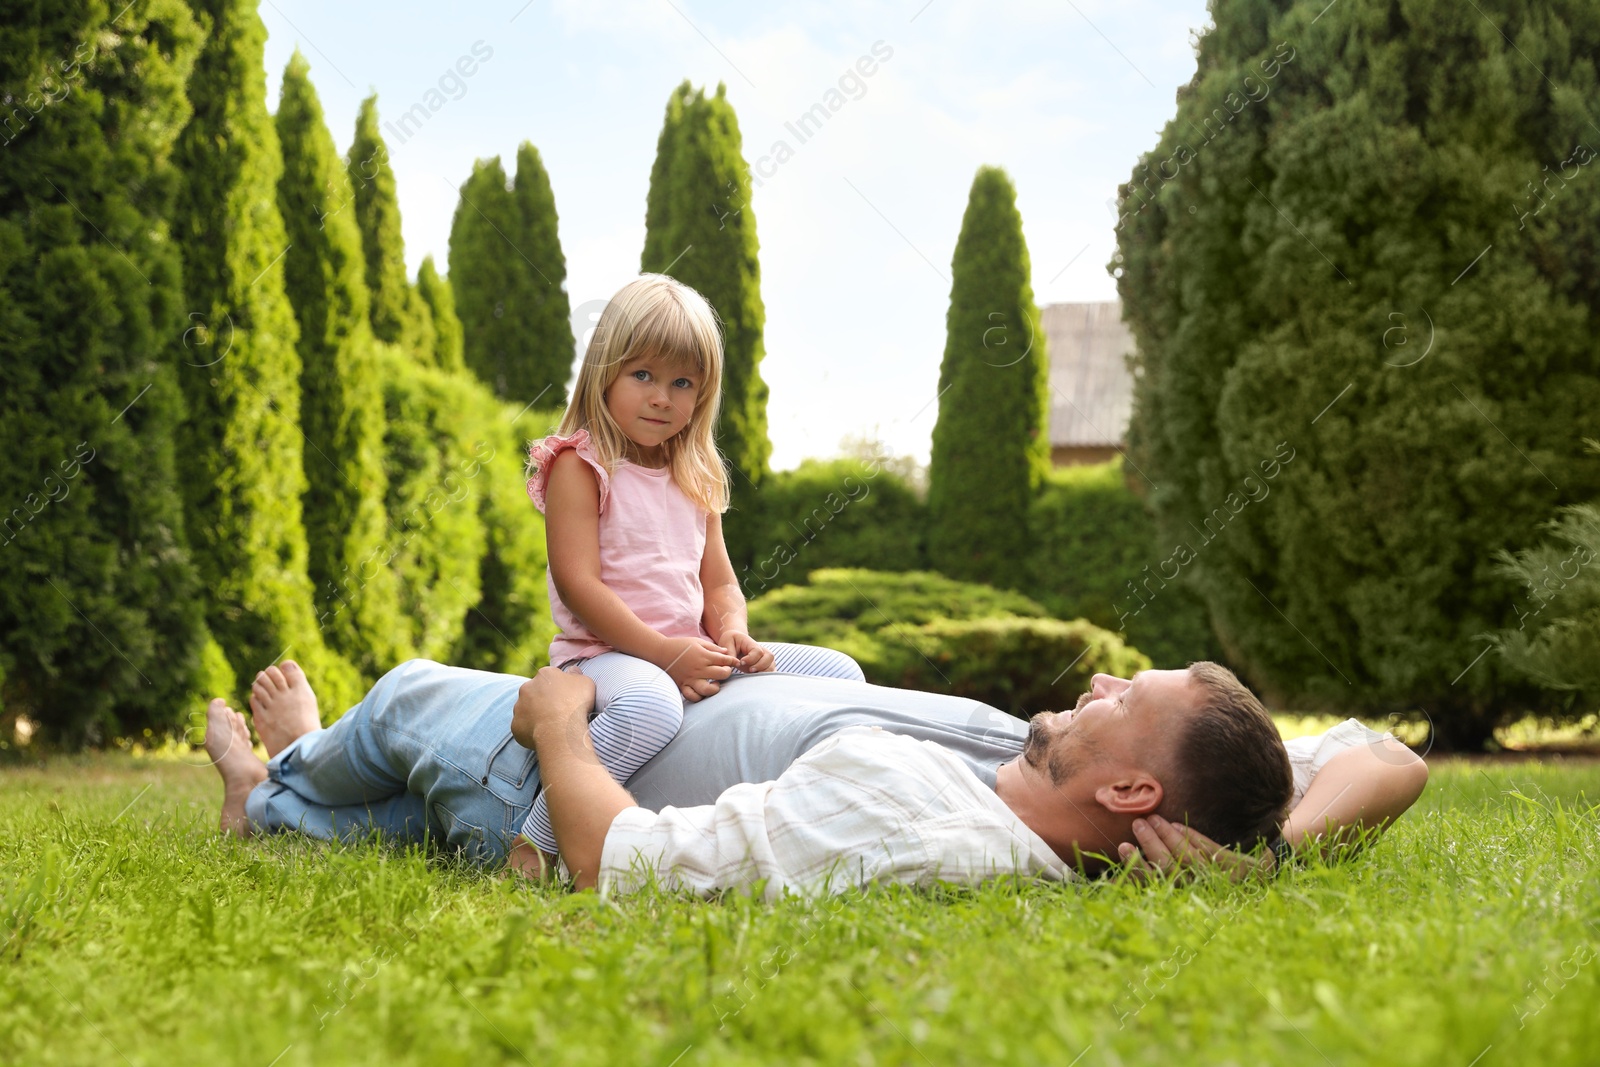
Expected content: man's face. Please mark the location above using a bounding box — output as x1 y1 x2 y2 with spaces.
1021 669 1197 785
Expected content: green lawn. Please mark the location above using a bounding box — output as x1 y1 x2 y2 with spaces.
2 752 1596 1066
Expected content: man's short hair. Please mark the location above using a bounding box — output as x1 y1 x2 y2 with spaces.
1159 661 1292 851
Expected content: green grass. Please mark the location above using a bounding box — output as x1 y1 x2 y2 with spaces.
2 753 1597 1066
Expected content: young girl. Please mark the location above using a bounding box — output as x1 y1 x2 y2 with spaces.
521 273 864 858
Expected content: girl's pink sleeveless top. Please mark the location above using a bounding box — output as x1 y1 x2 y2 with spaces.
527 430 709 666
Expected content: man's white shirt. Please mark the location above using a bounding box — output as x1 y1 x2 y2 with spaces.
601 726 1070 900
1282 718 1390 810
599 719 1390 899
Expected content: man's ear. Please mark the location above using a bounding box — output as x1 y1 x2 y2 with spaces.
1093 772 1163 815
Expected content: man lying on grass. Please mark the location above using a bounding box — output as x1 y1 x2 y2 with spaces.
204 658 1428 898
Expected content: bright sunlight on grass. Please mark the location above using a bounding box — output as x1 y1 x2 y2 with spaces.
1 752 1596 1065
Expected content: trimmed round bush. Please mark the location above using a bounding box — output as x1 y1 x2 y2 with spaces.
749 568 1150 715
905 615 1150 715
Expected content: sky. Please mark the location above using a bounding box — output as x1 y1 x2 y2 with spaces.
260 0 1215 469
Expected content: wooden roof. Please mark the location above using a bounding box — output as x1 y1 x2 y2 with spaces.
1043 301 1136 448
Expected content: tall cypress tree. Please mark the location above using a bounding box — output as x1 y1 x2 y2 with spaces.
509 141 574 409
640 82 690 278
926 166 1049 589
173 0 359 715
448 150 573 406
347 93 434 362
0 0 217 742
336 94 492 664
407 275 439 366
333 100 486 662
275 51 405 678
417 254 464 373
449 156 521 396
347 94 412 348
640 82 771 548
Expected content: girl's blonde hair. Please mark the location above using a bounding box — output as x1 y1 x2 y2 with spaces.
552 273 729 513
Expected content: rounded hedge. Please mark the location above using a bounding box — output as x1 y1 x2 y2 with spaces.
748 568 1150 715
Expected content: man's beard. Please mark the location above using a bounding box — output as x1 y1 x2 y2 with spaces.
1022 691 1094 785
1022 716 1051 771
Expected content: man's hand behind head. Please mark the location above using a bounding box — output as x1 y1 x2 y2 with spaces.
1117 813 1275 883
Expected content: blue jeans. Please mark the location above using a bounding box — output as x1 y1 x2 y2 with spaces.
244 660 536 865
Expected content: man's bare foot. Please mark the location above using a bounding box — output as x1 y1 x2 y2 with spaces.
250 659 321 759
205 698 267 837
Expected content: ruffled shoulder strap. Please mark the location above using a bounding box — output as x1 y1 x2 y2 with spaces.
526 429 611 514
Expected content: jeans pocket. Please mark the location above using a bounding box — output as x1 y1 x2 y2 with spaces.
485 729 537 788
430 796 518 866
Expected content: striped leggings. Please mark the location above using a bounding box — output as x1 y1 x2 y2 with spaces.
521 642 865 854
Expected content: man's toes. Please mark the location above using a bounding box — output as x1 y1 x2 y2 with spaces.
280 659 305 687
204 703 238 759
263 664 287 692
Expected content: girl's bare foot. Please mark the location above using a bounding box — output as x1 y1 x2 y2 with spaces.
204 698 266 837
250 659 321 758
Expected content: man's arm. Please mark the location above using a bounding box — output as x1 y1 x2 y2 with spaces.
1280 738 1428 857
1121 736 1428 879
509 667 636 891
